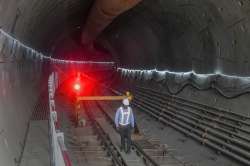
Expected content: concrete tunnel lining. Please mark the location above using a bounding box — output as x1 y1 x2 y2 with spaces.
0 0 250 166
1 0 250 75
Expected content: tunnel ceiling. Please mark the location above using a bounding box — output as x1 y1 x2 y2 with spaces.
1 0 250 76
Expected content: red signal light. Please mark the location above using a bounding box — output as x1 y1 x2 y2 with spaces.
73 83 81 91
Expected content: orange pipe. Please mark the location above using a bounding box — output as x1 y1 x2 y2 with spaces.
81 0 142 45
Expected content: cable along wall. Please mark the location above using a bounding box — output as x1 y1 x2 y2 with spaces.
118 68 250 98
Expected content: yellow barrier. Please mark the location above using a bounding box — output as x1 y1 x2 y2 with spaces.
74 92 132 127
77 91 133 102
77 95 132 101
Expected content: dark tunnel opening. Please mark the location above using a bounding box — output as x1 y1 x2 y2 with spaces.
0 0 250 166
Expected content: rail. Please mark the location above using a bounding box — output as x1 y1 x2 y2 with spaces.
83 102 128 166
95 101 159 166
127 86 250 166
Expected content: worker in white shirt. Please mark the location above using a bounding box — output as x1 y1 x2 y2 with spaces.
115 98 135 153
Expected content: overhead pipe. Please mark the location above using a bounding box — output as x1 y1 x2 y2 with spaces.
81 0 142 46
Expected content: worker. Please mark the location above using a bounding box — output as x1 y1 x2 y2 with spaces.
115 98 135 153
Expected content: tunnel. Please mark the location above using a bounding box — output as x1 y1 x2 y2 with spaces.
0 0 250 166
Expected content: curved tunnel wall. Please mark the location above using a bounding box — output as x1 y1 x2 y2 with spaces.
1 0 250 76
0 41 44 166
0 0 250 165
101 0 250 76
0 0 93 53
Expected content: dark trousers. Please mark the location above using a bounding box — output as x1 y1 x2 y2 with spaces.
119 125 132 152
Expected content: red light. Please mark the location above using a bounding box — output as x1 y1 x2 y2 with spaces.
73 83 81 91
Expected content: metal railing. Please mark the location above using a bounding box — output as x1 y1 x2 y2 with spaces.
48 72 72 166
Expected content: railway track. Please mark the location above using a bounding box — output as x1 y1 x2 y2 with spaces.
111 86 250 166
93 98 186 166
58 98 127 166
56 91 187 166
84 102 147 166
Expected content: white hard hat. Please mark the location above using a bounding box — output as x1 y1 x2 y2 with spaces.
122 98 130 106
